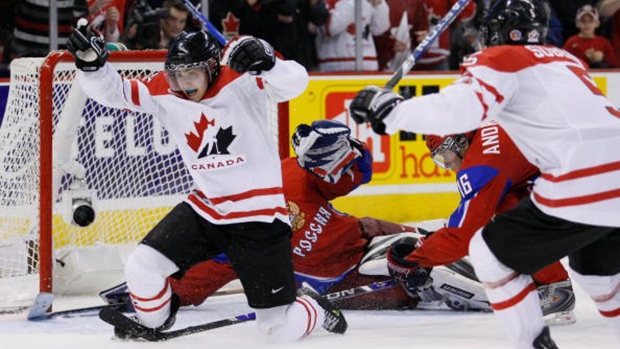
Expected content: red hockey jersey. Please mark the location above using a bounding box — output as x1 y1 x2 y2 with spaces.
408 120 538 267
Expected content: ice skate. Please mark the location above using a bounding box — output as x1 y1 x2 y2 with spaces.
532 326 558 349
114 294 180 340
298 283 348 334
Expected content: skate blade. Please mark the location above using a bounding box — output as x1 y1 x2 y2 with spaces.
544 310 576 326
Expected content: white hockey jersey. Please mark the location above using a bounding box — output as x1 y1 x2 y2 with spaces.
383 44 620 227
77 60 309 225
315 0 390 72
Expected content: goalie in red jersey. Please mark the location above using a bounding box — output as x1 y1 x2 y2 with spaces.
102 120 490 312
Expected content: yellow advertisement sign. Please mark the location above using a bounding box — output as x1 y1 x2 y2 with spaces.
289 73 608 224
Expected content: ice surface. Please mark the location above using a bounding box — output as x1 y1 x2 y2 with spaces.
0 273 617 349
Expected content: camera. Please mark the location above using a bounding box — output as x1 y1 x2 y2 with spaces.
62 179 97 227
125 0 170 49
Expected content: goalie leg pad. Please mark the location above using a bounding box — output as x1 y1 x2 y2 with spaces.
429 265 491 312
100 282 130 305
358 232 422 276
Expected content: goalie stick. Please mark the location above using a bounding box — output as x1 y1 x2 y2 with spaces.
98 280 396 341
384 0 472 90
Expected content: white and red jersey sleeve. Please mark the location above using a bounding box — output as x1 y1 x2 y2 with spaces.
78 60 309 226
384 44 620 227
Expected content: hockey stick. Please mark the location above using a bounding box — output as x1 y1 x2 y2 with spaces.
323 279 395 302
180 0 227 45
98 280 396 341
28 280 393 321
99 307 256 341
27 286 245 321
384 0 472 90
27 292 127 321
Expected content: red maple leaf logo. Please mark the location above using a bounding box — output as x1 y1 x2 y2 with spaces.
185 113 214 152
221 12 240 38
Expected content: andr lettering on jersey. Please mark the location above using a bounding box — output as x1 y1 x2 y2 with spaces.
480 121 500 154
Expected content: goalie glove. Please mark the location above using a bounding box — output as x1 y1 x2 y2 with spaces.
387 242 437 302
349 86 403 135
66 19 109 72
292 120 360 184
223 36 276 75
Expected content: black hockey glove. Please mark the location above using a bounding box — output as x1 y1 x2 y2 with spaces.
387 242 436 302
67 19 109 72
349 86 403 135
226 36 276 75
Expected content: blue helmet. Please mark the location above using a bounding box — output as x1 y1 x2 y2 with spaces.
479 0 550 47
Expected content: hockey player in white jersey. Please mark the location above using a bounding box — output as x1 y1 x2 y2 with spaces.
67 24 347 342
349 0 620 348
315 0 390 72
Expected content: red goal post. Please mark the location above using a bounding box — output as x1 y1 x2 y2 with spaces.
0 50 289 310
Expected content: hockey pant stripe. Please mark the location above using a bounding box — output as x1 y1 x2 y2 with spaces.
491 282 538 311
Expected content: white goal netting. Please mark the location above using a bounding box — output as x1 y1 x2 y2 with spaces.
0 50 287 310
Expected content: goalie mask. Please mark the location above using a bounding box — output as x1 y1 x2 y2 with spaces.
479 0 549 47
292 120 360 184
426 133 475 170
165 30 222 93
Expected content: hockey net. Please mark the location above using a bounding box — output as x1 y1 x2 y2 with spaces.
0 50 289 310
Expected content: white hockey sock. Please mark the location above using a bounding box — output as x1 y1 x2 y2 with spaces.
469 230 547 348
124 244 179 328
569 268 620 339
485 275 546 349
255 295 325 342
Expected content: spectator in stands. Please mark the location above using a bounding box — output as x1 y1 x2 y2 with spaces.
315 0 390 72
121 0 198 50
416 0 477 71
159 0 194 48
598 0 620 60
563 4 618 68
221 0 329 72
548 0 594 44
373 0 429 72
87 0 125 43
9 0 88 59
0 0 17 74
546 5 566 47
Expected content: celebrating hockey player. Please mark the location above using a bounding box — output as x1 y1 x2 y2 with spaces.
101 120 491 312
349 0 620 347
386 121 575 324
67 24 347 341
